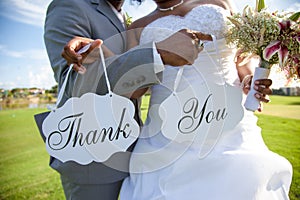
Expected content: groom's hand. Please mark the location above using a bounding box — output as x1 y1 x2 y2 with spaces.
62 37 102 66
156 29 212 66
62 37 116 73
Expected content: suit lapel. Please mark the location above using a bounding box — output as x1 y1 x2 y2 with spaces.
92 0 126 33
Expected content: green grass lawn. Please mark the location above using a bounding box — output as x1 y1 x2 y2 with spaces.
0 95 299 199
0 108 64 200
257 115 300 200
257 95 300 119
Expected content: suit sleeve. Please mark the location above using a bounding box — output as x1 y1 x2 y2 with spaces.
44 0 94 105
101 42 163 95
72 42 163 97
44 0 163 102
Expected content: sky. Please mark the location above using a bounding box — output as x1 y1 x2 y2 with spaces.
0 0 299 90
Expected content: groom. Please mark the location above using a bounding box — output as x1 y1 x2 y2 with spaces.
44 0 208 199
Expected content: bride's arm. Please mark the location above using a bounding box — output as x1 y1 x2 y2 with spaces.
235 54 254 93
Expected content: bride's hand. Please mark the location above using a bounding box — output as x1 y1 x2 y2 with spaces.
242 77 273 112
156 29 212 66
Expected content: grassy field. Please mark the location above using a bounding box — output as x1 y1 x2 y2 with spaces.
0 95 299 199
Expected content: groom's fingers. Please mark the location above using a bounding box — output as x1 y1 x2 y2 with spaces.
62 37 93 63
79 39 103 60
62 37 103 65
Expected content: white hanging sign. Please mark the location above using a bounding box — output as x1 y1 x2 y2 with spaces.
159 81 244 158
41 47 140 165
42 92 140 165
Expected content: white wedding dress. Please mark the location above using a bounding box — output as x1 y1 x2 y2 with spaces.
120 5 292 200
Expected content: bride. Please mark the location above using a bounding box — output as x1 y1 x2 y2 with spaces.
119 0 293 199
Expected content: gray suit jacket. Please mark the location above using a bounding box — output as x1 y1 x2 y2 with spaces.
44 0 162 184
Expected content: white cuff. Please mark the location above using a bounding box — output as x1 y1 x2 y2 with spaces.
153 42 164 73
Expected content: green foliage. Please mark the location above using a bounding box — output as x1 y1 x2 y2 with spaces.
46 85 58 94
256 0 266 12
289 12 300 22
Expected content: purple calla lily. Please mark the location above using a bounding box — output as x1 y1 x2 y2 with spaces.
278 20 291 32
263 40 281 60
262 19 295 67
278 45 289 67
263 40 289 67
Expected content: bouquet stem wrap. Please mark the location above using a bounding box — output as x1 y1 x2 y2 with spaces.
244 60 271 111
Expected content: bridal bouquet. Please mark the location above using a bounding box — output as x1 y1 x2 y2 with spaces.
225 0 300 111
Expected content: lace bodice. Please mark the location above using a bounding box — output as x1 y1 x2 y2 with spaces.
140 4 230 44
140 4 239 88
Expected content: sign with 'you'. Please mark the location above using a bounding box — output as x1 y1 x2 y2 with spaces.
159 81 244 158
